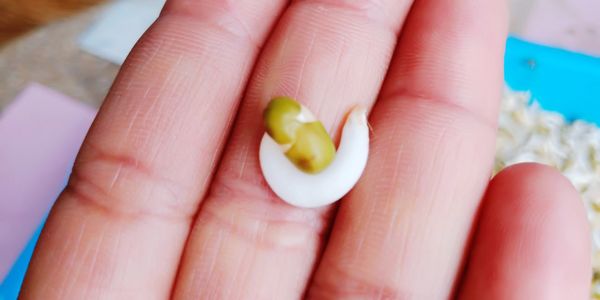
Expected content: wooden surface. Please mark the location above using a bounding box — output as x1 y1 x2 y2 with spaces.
0 6 119 109
0 0 104 45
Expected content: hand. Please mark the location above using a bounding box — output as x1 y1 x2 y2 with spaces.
21 1 591 299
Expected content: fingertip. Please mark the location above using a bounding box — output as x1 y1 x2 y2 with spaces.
460 163 591 299
491 163 588 231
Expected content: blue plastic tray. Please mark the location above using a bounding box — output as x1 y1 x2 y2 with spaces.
0 222 45 300
505 37 600 124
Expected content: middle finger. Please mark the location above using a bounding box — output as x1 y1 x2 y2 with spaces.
309 0 508 298
173 0 413 298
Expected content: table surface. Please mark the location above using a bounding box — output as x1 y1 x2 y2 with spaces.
0 6 118 110
0 0 104 45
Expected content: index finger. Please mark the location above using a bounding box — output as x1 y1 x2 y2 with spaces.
21 1 287 298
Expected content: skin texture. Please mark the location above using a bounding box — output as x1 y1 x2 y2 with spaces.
20 0 591 299
459 164 591 300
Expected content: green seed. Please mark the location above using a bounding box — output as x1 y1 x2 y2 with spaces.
263 97 336 174
285 122 336 174
263 97 302 145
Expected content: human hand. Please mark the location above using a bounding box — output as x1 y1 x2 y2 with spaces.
21 0 591 299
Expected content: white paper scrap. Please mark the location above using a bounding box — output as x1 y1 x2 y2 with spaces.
79 0 166 65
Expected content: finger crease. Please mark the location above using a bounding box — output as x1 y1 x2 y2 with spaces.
66 148 197 222
292 0 402 36
383 87 498 130
161 5 259 49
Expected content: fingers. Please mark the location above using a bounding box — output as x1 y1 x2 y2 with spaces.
21 1 286 299
309 0 508 298
172 1 413 298
458 163 591 300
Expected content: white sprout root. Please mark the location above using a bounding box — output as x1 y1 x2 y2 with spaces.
259 107 370 208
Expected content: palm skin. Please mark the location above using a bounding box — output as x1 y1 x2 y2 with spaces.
21 0 590 299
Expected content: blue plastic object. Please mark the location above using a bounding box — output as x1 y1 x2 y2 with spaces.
0 221 45 300
505 37 600 125
1 37 600 300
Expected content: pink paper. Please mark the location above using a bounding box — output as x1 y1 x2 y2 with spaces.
0 83 96 280
521 0 600 56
